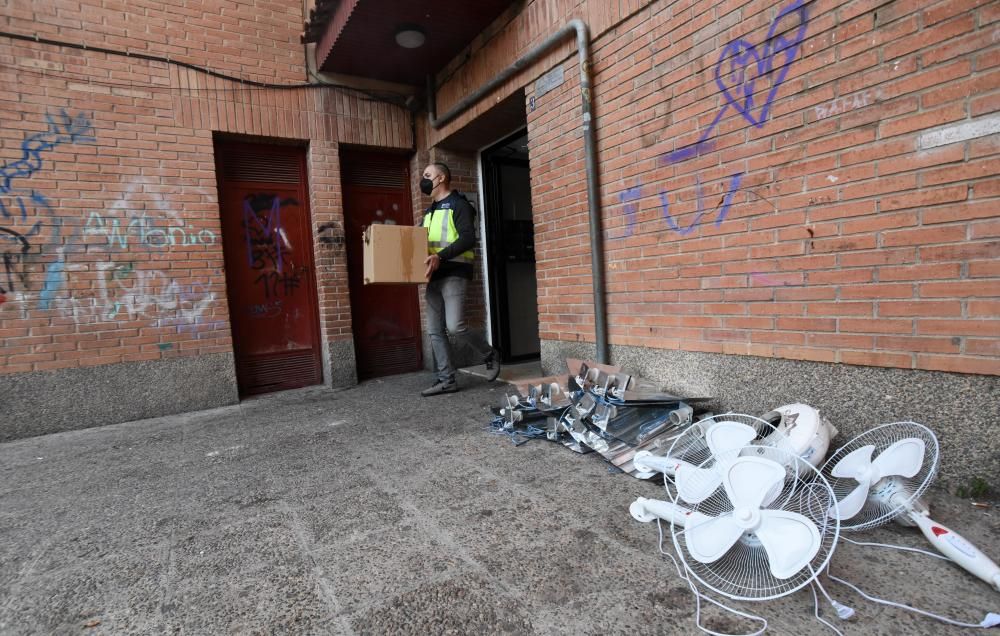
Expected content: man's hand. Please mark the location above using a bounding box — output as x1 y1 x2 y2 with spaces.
424 253 441 280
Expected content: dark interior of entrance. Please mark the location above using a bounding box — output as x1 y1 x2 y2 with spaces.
482 131 540 363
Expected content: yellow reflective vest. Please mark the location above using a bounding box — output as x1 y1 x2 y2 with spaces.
422 204 474 263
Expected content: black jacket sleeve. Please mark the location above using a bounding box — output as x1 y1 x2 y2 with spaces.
436 195 476 261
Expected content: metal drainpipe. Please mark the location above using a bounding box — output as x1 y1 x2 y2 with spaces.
426 19 609 364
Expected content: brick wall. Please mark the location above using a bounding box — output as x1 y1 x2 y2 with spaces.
0 0 412 378
433 0 1000 376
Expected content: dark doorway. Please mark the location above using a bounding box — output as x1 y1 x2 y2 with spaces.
341 150 423 380
215 142 323 397
482 130 540 363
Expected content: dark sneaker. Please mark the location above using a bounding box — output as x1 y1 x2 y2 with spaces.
421 379 458 397
484 348 502 382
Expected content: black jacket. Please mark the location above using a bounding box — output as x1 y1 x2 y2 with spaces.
424 191 476 281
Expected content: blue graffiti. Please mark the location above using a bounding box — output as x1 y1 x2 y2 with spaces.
37 256 66 310
620 186 642 237
243 195 299 274
660 174 743 236
629 0 806 237
614 173 744 239
662 0 808 165
0 110 95 222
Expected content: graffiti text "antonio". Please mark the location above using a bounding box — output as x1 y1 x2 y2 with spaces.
84 212 217 249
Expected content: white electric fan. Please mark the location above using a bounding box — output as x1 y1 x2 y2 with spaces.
633 413 784 504
757 403 838 469
821 421 1000 592
631 446 840 633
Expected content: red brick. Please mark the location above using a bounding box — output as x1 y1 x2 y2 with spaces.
966 339 1000 355
916 354 1000 375
919 241 1000 262
879 300 963 317
775 317 837 332
840 351 914 368
840 283 915 299
772 346 838 363
877 335 960 353
917 319 1000 336
920 281 1000 297
968 300 1000 317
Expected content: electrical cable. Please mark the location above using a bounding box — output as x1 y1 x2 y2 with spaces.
0 30 408 105
809 566 855 620
842 536 952 561
810 584 845 636
0 59 397 103
827 572 1000 629
655 519 769 636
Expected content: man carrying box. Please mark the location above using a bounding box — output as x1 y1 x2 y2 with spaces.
419 162 500 396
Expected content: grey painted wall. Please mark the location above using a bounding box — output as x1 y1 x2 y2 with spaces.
541 339 1000 492
324 338 359 389
2 343 360 442
0 354 239 442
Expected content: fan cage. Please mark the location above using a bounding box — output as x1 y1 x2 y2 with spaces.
661 413 782 502
668 447 840 602
819 421 939 532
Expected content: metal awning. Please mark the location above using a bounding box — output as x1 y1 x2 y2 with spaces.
303 0 518 85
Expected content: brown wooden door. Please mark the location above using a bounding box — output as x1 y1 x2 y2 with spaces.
341 151 422 379
216 143 323 396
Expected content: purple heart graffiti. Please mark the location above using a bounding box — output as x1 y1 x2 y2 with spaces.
649 0 810 236
662 0 808 165
714 0 809 128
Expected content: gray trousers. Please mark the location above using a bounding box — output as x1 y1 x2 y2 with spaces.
425 275 492 383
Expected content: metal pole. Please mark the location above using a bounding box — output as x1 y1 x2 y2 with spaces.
426 19 609 364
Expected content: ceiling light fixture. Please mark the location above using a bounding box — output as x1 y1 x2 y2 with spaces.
394 25 426 49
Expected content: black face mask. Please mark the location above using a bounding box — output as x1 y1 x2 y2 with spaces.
419 177 435 195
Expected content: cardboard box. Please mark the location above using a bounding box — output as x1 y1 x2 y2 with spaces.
362 223 428 285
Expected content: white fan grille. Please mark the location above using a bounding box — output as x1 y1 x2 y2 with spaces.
664 413 779 475
820 421 939 532
669 448 839 601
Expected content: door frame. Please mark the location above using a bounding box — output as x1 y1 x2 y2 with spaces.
339 149 424 379
478 128 539 363
214 140 324 397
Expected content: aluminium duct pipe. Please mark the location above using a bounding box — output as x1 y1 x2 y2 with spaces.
426 19 609 364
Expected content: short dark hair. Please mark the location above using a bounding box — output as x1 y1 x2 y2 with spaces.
431 162 451 184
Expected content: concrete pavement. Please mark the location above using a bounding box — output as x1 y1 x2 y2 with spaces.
1 372 997 634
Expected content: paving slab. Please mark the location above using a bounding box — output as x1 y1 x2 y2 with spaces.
1 372 997 635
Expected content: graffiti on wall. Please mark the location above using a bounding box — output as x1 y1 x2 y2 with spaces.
37 262 216 326
0 112 217 330
84 212 217 249
663 0 808 165
619 0 807 238
0 110 96 222
243 194 298 273
660 174 745 236
814 89 882 121
0 110 96 301
241 193 307 305
618 187 642 238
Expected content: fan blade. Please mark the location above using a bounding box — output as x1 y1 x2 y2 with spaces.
685 514 745 564
705 421 758 459
829 481 870 520
675 463 723 504
871 437 925 480
722 457 787 511
830 445 875 479
755 510 822 579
